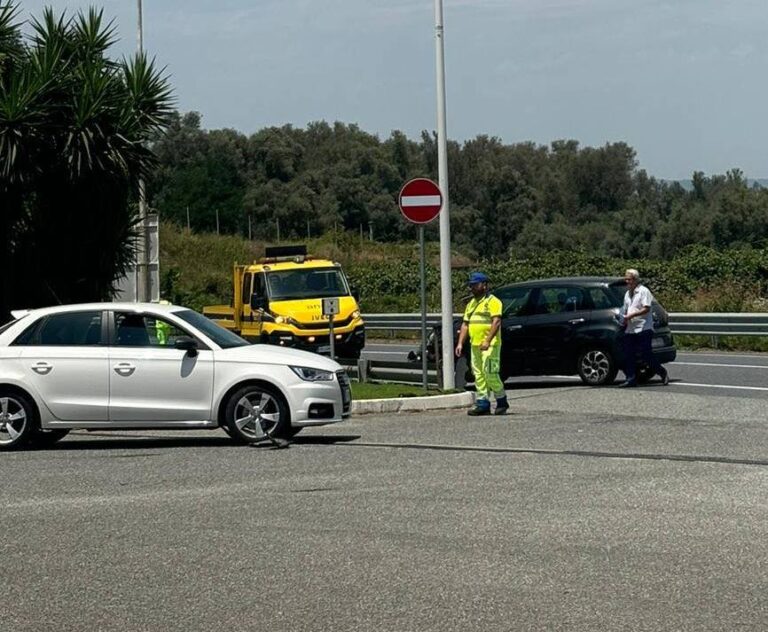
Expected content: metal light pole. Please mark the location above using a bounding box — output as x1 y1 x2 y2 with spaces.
435 0 455 389
136 0 149 302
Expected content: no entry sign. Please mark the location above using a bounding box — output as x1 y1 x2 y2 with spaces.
398 178 443 224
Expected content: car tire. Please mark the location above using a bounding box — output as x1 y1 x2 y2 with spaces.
577 348 618 386
29 428 70 449
0 390 36 451
224 383 292 443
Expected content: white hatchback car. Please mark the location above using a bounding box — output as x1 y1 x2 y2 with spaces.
0 303 352 450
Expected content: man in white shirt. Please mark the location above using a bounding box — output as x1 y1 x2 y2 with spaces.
618 268 669 387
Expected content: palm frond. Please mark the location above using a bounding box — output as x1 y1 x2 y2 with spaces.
71 8 118 65
121 52 176 138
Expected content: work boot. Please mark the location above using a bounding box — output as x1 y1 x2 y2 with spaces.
467 400 491 416
494 396 509 415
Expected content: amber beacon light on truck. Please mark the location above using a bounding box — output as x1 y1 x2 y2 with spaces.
203 245 365 359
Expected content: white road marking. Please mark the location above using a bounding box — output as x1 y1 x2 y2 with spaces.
674 361 768 369
677 352 768 360
671 382 768 392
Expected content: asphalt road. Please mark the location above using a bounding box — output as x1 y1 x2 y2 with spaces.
364 344 768 400
2 376 768 631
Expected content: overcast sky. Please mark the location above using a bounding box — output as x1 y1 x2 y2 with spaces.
18 0 768 179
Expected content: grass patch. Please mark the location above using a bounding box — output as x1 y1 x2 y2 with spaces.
351 382 454 400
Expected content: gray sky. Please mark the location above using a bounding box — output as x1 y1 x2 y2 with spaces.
18 0 768 179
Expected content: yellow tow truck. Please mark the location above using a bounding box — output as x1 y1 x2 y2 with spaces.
203 245 365 358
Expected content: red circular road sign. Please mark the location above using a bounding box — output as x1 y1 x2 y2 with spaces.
398 178 443 224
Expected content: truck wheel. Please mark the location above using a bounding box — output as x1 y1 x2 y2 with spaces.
224 384 291 443
0 390 35 451
577 348 618 386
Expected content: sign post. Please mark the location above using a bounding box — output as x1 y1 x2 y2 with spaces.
322 297 340 359
398 178 443 390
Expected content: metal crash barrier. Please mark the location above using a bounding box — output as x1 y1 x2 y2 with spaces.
346 312 768 386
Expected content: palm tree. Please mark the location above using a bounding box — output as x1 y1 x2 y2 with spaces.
0 4 174 319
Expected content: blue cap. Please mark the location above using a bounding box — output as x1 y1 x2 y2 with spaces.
468 272 489 286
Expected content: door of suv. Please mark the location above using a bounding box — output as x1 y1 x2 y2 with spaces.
521 286 591 374
493 285 535 378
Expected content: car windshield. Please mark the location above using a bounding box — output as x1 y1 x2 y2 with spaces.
494 286 534 317
175 309 250 349
266 267 350 300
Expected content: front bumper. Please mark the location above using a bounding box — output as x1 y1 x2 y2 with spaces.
287 369 352 427
266 326 365 358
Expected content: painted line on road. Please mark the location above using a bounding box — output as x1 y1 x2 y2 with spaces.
675 361 768 369
343 441 768 467
677 352 768 360
671 382 768 392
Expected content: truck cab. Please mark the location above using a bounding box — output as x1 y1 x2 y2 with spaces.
203 245 365 359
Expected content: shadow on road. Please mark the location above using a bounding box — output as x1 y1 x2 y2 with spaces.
34 432 362 452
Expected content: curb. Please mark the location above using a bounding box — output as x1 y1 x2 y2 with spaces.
351 391 475 414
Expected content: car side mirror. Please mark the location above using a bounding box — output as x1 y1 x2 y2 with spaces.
174 336 198 356
351 286 360 302
251 294 267 311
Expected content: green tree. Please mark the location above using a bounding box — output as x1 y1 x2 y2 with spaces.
0 5 173 319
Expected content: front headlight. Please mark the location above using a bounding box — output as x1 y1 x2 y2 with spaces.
352 310 361 320
290 366 335 382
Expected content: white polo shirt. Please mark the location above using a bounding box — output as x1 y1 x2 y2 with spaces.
623 284 654 334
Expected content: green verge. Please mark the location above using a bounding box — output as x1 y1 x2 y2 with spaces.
351 383 456 400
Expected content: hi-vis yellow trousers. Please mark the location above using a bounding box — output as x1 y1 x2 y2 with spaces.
471 344 505 401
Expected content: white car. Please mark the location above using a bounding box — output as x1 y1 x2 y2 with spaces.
0 303 351 450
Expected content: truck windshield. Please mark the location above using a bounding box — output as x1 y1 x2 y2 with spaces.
266 268 350 300
175 309 250 349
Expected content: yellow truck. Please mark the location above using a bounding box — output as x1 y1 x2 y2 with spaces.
203 245 365 358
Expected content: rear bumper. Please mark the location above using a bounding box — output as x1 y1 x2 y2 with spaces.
652 345 677 364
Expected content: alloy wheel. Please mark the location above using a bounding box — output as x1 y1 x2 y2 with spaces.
580 350 612 385
0 396 28 447
232 390 282 440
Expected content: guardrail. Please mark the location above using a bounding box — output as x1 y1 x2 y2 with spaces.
363 313 768 338
351 312 768 386
667 313 768 336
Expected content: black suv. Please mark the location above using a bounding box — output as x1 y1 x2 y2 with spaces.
424 277 676 386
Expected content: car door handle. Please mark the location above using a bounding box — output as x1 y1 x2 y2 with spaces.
569 318 586 325
31 362 53 375
505 325 522 331
113 363 136 376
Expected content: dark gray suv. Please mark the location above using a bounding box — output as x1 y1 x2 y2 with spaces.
423 277 676 387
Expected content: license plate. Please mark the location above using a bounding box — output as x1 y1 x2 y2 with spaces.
652 337 664 348
317 345 331 354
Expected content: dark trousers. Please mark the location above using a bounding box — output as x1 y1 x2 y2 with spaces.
623 330 665 383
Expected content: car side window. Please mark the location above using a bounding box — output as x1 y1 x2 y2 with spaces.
114 313 188 348
538 287 587 314
587 287 617 310
494 287 534 317
13 311 102 346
